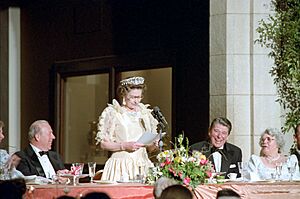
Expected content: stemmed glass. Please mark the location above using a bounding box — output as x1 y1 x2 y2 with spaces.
238 162 248 181
287 162 297 181
52 174 60 197
136 161 145 183
71 162 84 185
88 162 96 183
275 162 283 181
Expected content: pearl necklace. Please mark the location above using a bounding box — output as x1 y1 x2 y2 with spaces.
265 154 280 164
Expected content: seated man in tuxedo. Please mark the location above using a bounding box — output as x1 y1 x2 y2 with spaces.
190 117 242 177
15 120 68 178
291 123 300 165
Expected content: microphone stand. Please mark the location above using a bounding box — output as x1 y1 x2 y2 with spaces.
158 122 165 152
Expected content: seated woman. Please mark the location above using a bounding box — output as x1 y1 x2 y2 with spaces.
0 120 24 179
248 128 300 181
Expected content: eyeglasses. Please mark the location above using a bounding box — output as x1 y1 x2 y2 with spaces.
127 95 143 100
261 137 276 142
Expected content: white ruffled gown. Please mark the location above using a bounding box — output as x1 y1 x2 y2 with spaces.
97 99 158 181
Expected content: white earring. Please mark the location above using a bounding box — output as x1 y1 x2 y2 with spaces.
122 98 126 106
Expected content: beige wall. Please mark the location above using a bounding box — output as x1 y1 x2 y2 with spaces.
210 0 293 161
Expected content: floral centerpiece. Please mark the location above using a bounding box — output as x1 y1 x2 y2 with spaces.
146 134 214 188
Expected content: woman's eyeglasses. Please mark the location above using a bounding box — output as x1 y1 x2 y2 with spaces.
261 137 276 142
127 96 143 100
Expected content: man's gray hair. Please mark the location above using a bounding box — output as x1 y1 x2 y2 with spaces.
28 120 49 141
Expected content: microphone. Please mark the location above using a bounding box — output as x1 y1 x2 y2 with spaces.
152 106 168 126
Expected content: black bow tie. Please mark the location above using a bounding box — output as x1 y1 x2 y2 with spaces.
211 147 223 153
39 151 48 156
211 147 228 160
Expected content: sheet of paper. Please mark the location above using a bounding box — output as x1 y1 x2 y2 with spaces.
137 132 165 145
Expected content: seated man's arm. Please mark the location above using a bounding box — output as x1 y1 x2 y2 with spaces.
14 152 37 176
48 151 68 174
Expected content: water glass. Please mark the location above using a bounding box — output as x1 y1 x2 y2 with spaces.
88 162 96 183
135 166 144 183
238 162 248 181
287 162 297 181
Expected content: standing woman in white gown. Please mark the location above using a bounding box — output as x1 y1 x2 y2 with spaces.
96 76 159 181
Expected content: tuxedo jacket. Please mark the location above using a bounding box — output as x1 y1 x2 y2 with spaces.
190 141 242 176
291 149 300 167
15 145 65 177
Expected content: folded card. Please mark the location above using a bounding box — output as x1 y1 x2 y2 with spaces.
137 132 166 145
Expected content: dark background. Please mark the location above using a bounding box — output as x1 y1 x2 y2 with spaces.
0 0 209 152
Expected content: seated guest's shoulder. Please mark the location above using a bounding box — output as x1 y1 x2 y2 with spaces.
190 141 209 151
48 150 61 156
226 142 241 150
14 151 25 157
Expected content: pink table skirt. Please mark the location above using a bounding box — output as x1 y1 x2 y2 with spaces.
25 181 300 199
26 183 154 199
194 181 300 199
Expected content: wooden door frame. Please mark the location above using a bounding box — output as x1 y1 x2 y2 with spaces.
50 50 176 156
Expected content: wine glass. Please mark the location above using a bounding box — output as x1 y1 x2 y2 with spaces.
287 162 297 181
71 162 84 185
88 162 96 183
275 162 283 181
71 162 84 175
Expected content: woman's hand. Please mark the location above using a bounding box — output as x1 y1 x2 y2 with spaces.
122 142 144 152
100 137 144 152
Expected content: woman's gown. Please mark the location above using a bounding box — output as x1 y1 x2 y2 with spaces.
96 99 158 181
0 149 24 179
248 154 300 181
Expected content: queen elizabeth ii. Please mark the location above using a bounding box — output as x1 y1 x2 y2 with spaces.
96 77 159 182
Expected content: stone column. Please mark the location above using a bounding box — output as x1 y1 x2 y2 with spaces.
209 0 291 161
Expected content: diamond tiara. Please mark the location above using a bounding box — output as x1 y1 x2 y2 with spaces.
120 76 144 86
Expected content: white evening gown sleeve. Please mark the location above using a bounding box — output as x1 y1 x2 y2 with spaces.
139 103 158 133
0 149 10 164
0 149 24 179
247 154 261 181
96 100 120 144
287 154 300 180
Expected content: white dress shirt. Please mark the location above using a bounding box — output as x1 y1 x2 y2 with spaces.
30 144 56 178
212 146 224 172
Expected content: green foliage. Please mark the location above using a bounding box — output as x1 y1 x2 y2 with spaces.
256 0 300 133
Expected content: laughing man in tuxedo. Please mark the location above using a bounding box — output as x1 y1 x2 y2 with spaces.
15 120 67 178
190 117 242 177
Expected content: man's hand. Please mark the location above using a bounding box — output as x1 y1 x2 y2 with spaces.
7 154 21 170
57 169 69 175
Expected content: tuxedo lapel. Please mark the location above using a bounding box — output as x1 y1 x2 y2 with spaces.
220 148 230 172
48 152 61 171
220 143 234 172
26 146 46 177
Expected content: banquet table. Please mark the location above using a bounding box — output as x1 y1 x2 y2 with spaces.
25 181 300 199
